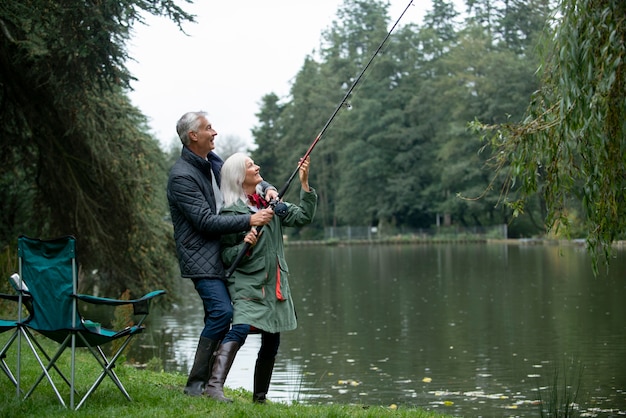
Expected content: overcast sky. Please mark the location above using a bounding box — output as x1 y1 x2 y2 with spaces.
126 1 434 151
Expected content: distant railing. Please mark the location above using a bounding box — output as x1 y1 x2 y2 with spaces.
323 224 508 241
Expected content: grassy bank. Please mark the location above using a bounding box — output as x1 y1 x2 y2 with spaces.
0 336 450 418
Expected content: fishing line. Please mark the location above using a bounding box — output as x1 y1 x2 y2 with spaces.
225 0 414 278
282 0 414 188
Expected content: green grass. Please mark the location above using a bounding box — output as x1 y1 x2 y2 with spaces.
0 335 450 418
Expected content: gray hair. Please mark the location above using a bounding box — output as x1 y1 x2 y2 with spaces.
176 111 208 146
220 152 249 207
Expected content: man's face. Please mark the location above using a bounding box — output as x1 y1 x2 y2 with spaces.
190 116 217 156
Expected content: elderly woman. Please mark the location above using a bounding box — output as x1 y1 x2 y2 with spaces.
203 153 317 403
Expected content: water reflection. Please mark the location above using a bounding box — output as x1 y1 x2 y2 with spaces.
132 243 626 416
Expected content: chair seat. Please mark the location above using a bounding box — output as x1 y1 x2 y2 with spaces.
0 319 18 331
32 324 145 347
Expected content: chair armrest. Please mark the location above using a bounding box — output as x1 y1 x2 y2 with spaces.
75 290 166 305
0 292 31 302
1 291 33 317
0 292 19 302
75 290 166 315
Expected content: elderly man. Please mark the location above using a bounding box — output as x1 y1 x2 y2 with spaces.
167 111 276 396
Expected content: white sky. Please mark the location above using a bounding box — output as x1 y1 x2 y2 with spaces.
127 1 435 151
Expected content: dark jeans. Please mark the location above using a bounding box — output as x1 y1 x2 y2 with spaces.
192 278 233 341
223 324 281 360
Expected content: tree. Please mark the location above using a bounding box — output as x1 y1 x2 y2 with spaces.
251 93 286 186
276 55 344 227
249 0 549 236
214 134 250 161
474 0 626 269
433 23 543 226
0 1 194 295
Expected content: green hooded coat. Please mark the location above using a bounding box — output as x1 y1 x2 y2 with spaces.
220 188 317 333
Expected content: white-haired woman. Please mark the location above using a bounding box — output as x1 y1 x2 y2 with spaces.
203 153 317 403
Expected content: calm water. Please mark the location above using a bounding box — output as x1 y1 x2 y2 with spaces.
134 243 626 417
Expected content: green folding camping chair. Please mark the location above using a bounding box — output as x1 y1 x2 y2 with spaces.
17 235 166 409
0 273 32 396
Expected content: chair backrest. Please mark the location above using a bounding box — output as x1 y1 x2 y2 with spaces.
17 235 79 334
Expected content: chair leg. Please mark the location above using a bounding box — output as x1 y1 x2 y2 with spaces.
0 355 18 388
203 341 240 403
184 337 219 396
0 331 19 389
75 334 132 410
22 330 70 407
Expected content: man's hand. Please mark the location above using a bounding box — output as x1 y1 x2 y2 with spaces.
250 208 274 226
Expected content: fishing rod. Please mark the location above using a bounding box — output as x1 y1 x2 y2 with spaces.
225 0 414 278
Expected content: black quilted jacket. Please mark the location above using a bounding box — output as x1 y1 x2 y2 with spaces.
167 146 251 280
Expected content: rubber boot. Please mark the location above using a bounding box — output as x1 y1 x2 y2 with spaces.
183 337 219 396
252 357 275 403
204 341 241 403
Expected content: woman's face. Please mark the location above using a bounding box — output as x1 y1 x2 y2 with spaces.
243 157 263 188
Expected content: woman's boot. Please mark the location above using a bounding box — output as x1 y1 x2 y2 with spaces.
252 357 275 403
204 341 241 402
183 337 219 396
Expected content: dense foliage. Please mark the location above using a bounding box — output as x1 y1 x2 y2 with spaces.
0 1 194 296
251 0 550 239
473 0 626 269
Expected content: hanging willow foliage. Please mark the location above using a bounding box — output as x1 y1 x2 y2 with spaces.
473 0 626 273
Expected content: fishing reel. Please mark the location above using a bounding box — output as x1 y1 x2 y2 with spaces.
269 199 288 218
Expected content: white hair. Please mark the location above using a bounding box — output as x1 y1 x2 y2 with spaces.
220 152 248 207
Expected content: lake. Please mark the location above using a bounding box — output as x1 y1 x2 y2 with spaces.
133 242 626 417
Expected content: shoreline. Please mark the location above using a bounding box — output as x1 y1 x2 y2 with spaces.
285 237 626 248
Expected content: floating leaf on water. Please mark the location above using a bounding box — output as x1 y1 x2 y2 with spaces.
443 401 454 406
337 379 361 386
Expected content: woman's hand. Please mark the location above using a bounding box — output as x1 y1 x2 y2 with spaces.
265 188 279 202
299 157 310 192
243 228 260 246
